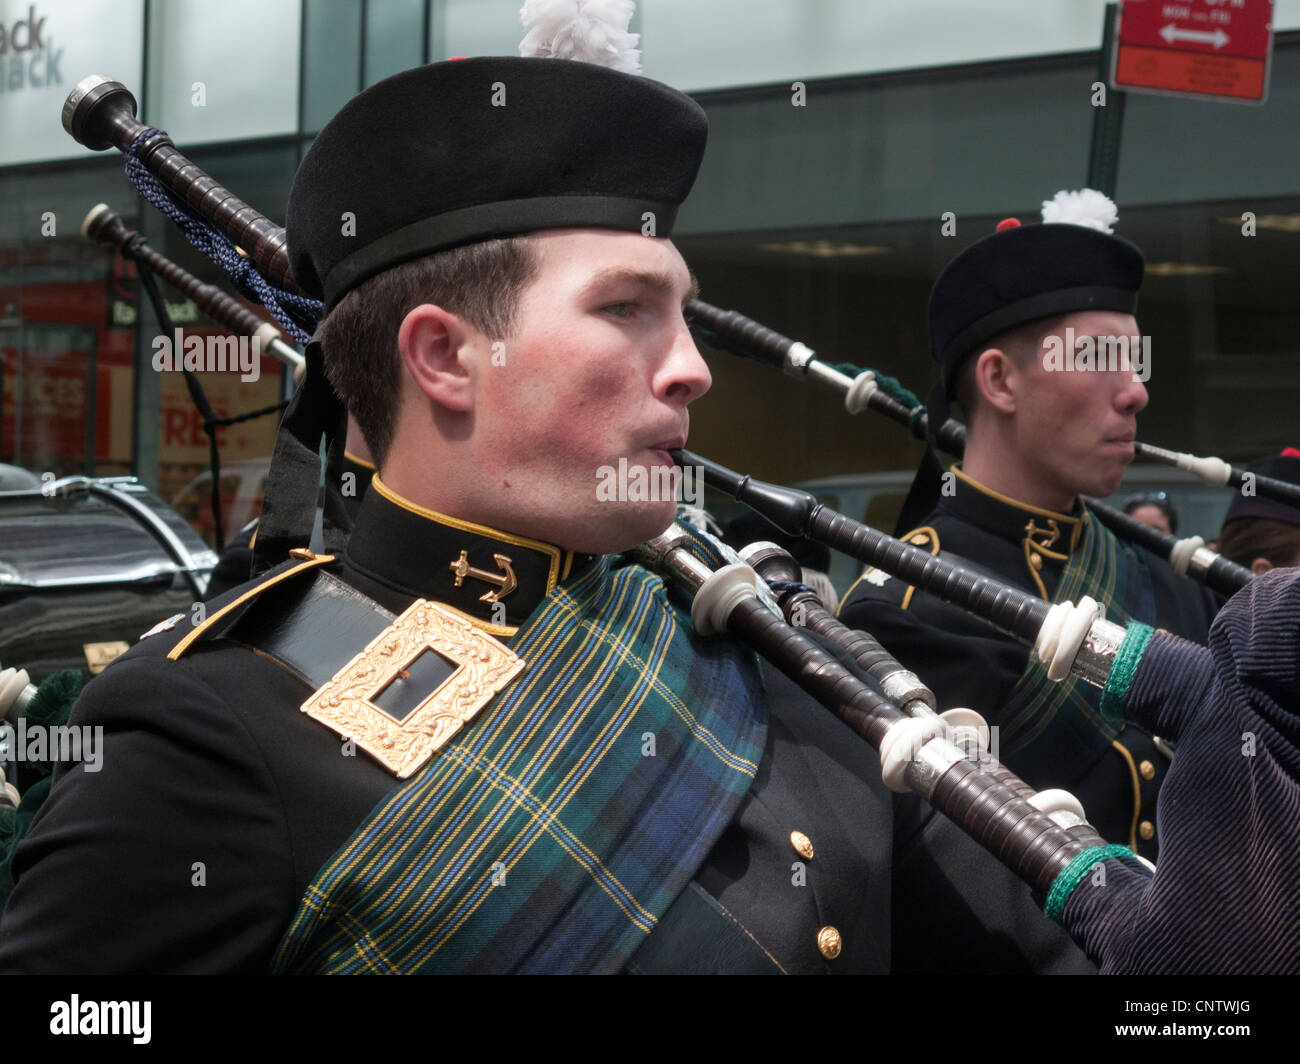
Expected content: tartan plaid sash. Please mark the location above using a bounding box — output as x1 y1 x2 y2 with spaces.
270 529 767 974
997 513 1157 779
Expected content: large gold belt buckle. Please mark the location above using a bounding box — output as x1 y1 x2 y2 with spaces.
301 599 525 778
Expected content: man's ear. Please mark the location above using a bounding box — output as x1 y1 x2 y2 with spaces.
1251 557 1274 576
972 347 1018 416
397 303 476 413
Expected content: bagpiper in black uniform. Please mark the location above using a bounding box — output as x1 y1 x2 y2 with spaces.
0 476 1091 973
0 53 1090 974
839 199 1220 862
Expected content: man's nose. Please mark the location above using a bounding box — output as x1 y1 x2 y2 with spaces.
1118 374 1149 415
659 316 712 404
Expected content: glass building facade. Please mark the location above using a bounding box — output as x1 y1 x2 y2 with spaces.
2 0 1298 553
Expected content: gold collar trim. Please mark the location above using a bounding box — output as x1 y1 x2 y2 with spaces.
952 465 1084 553
371 474 572 591
951 465 1080 526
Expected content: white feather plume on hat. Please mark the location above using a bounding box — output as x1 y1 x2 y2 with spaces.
519 0 642 75
1041 188 1120 234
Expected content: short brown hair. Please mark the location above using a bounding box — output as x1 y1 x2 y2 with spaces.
1218 517 1300 569
952 313 1066 420
319 237 538 467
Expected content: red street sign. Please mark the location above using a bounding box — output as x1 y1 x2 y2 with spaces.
1112 0 1275 104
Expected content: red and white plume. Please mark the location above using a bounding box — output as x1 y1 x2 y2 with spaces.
1041 188 1120 234
519 0 641 75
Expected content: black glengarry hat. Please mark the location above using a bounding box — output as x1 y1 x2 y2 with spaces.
1224 450 1300 528
929 190 1145 398
287 56 707 311
254 3 706 575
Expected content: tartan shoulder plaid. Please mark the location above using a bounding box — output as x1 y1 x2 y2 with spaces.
998 512 1159 775
271 526 768 974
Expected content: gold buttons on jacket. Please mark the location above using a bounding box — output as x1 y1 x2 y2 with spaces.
1029 552 1043 571
790 830 814 860
817 926 842 960
1139 820 1155 841
1139 759 1156 780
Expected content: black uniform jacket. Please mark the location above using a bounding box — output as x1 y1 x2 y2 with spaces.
0 478 1091 974
838 466 1221 861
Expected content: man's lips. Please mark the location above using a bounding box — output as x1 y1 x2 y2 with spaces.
643 435 687 461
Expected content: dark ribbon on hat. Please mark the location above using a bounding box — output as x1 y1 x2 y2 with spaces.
323 194 677 312
893 390 951 537
251 337 351 575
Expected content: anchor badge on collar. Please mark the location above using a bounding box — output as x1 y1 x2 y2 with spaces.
448 551 518 603
1024 518 1061 551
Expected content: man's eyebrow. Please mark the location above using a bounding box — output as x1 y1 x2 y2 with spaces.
583 267 700 304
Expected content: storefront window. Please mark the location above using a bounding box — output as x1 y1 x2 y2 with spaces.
0 159 136 482
3 6 1298 558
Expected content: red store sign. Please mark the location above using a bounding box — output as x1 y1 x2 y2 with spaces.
1113 0 1275 103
